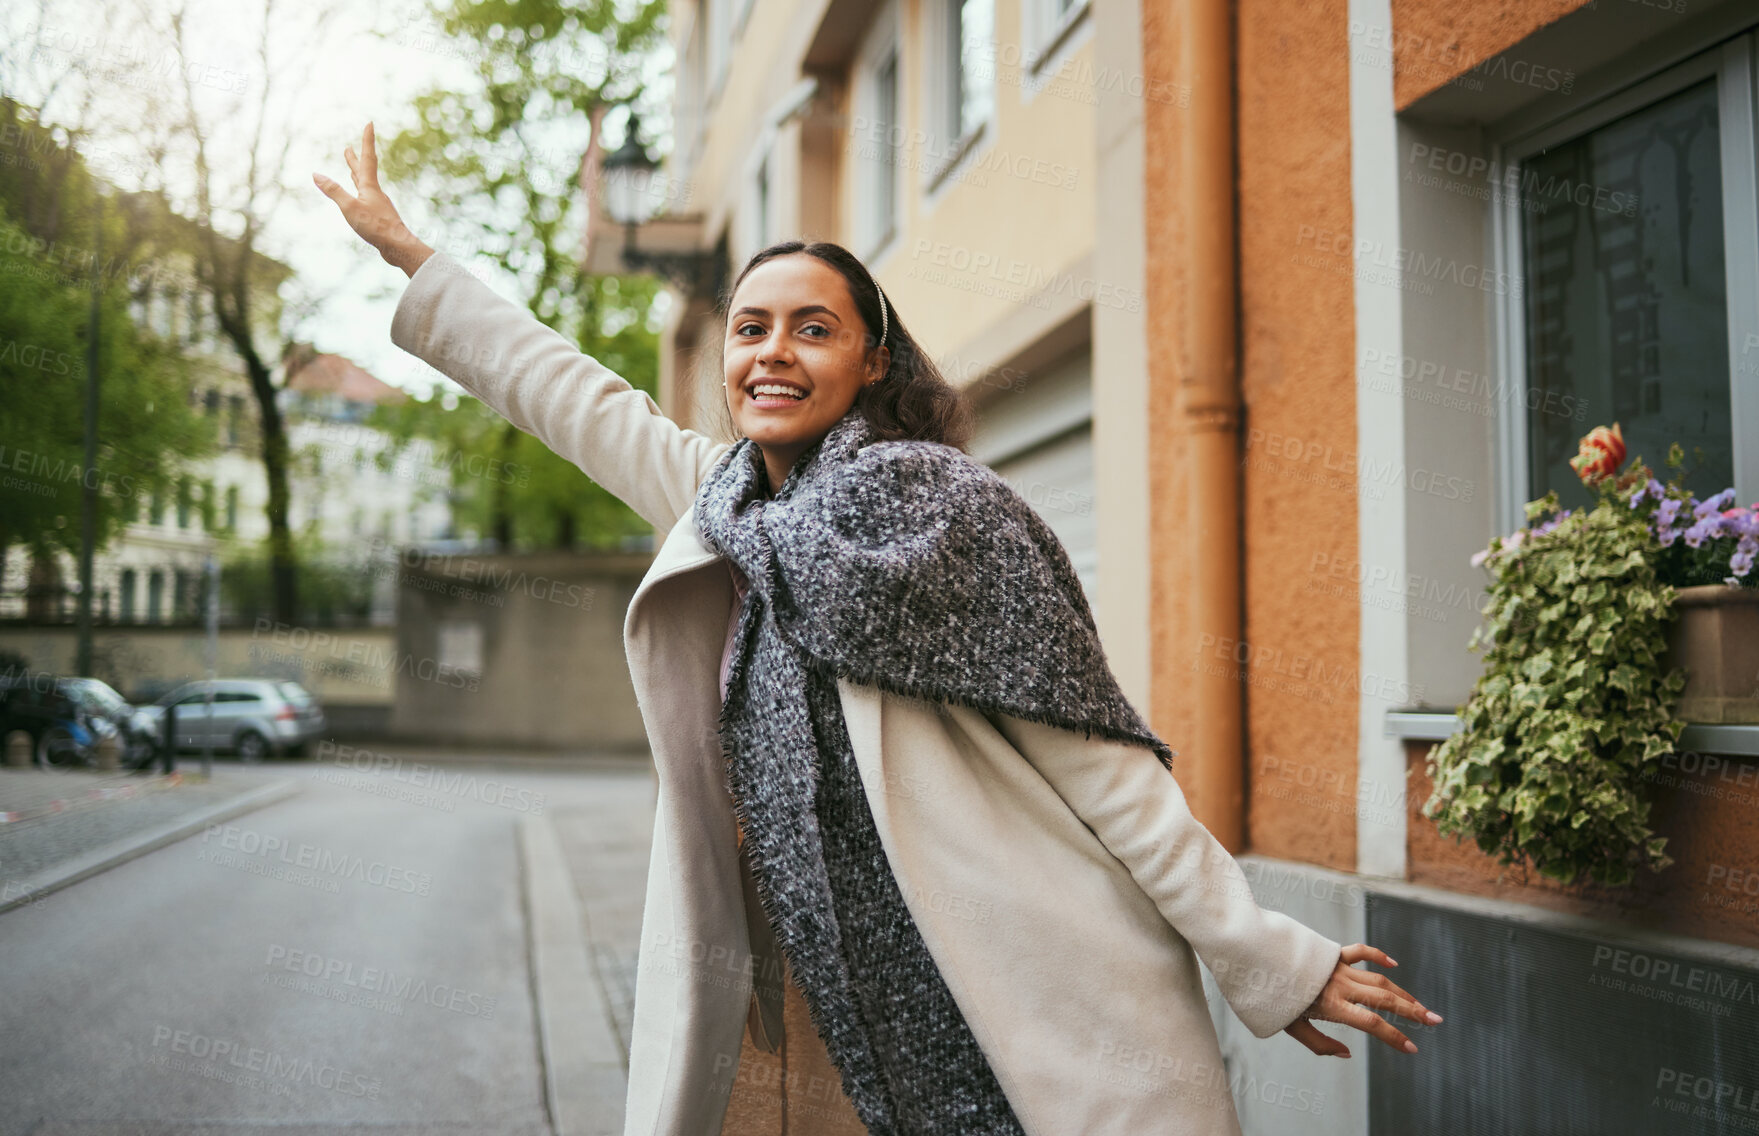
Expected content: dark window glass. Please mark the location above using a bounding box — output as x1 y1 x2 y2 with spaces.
1521 78 1732 510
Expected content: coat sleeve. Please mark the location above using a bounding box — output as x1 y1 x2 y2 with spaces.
389 250 731 532
988 711 1342 1039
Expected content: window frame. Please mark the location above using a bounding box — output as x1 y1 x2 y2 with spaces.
1488 33 1759 534
924 0 996 193
1022 0 1091 80
853 0 902 261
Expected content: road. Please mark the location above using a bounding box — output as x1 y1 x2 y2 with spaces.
0 755 655 1136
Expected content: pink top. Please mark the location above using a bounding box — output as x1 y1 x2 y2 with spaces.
718 561 750 702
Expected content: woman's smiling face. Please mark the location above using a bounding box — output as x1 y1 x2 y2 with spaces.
723 253 887 486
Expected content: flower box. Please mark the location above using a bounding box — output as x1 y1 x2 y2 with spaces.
1664 584 1759 724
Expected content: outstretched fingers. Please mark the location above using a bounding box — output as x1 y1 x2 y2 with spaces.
360 122 379 187
1342 967 1440 1027
1340 999 1419 1054
1286 1018 1351 1060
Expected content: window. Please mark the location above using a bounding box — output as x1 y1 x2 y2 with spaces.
1496 35 1758 520
226 395 244 446
119 569 136 623
147 570 164 622
149 487 166 526
203 389 219 416
854 15 901 257
224 486 238 531
677 14 707 177
875 55 899 238
176 480 192 529
706 0 731 101
1023 0 1090 71
946 0 995 144
172 569 188 619
755 155 770 248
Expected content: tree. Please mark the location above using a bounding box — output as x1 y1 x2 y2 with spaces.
367 275 663 551
376 0 669 549
123 0 346 622
0 99 216 601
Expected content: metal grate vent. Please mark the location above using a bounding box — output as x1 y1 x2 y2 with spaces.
1367 892 1759 1135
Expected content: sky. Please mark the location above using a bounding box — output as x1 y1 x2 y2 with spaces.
0 0 668 396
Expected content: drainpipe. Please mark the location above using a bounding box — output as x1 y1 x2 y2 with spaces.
1178 0 1245 852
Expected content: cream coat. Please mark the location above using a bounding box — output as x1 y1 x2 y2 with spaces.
390 251 1344 1135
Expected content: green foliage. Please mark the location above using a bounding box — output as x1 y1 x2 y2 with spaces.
221 537 378 626
376 0 670 549
0 107 217 562
1423 480 1686 888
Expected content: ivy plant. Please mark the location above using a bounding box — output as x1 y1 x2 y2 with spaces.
1423 424 1687 887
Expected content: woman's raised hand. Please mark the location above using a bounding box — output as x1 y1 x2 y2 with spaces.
313 122 434 279
1284 943 1442 1059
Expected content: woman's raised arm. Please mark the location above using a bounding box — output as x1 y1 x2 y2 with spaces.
314 123 729 533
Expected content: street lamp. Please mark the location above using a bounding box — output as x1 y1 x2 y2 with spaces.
600 114 721 296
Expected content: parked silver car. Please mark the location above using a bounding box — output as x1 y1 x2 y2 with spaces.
137 678 327 761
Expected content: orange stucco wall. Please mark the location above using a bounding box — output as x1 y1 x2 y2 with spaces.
1141 0 1198 815
1144 0 1360 871
1235 0 1360 871
1389 0 1595 109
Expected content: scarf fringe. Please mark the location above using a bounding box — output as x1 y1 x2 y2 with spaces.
790 650 1178 774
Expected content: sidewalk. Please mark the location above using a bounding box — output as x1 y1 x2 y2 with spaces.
0 765 300 913
522 766 656 1136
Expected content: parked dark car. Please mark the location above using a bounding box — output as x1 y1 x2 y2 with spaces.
0 674 100 767
57 677 161 769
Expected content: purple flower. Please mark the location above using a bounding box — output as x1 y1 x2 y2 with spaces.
1695 488 1736 518
1730 548 1754 578
1723 509 1759 540
1531 509 1575 538
1630 478 1665 508
1655 498 1683 529
1683 520 1715 549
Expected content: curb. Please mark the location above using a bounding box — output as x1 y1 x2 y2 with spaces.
0 779 303 915
520 811 627 1136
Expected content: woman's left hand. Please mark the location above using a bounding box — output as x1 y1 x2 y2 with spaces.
1284 943 1441 1059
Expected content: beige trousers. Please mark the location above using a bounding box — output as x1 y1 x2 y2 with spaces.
719 822 869 1135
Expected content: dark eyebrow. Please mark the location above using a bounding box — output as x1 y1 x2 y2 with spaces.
730 304 842 322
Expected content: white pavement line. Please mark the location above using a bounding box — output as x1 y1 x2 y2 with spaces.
0 779 303 915
521 811 627 1136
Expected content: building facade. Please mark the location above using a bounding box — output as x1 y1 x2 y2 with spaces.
588 0 1155 693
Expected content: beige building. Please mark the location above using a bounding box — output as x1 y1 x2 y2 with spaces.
589 0 1157 707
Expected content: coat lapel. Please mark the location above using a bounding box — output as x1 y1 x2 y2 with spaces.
620 505 758 1131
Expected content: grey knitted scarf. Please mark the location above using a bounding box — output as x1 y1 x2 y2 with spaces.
694 407 1175 1135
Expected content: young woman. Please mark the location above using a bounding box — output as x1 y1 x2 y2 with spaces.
317 124 1440 1136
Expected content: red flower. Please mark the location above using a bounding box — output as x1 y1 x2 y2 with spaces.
1569 423 1626 484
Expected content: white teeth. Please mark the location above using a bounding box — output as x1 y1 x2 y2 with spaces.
751 384 804 399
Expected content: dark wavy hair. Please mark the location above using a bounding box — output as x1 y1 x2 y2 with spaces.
715 240 974 450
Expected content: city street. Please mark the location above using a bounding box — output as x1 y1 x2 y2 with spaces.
0 754 655 1136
